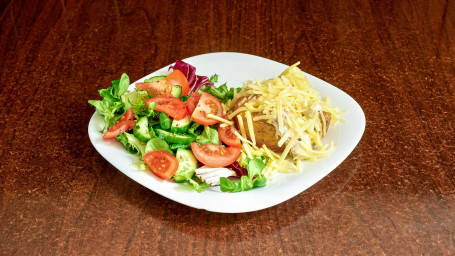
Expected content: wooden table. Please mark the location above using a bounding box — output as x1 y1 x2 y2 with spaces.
1 0 454 255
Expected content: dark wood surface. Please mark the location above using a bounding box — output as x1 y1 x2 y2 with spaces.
1 0 454 255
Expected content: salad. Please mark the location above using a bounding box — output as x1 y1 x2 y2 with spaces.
89 60 267 193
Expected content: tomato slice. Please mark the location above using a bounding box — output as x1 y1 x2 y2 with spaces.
165 70 190 97
143 150 179 179
103 120 136 139
218 124 241 147
136 80 172 96
191 92 223 125
190 143 241 167
145 96 187 120
103 108 136 139
118 108 134 122
186 92 200 115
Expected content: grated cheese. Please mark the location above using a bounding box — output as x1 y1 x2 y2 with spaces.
234 130 255 147
225 62 344 178
206 114 234 125
242 142 253 159
245 110 256 145
261 145 277 161
228 106 247 120
236 115 247 139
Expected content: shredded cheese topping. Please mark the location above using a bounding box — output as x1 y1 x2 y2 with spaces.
206 114 234 125
226 62 344 177
244 111 256 145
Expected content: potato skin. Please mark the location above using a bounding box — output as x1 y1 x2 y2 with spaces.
321 111 331 135
233 111 285 152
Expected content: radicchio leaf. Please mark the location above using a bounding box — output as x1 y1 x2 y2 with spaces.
191 75 213 94
169 60 214 94
227 161 248 177
169 60 196 85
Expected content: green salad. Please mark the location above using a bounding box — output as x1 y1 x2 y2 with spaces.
89 60 267 192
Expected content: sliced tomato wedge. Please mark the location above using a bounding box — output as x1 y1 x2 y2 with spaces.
165 70 190 97
218 124 241 147
118 108 134 122
190 143 241 167
136 80 172 96
103 108 136 139
186 92 201 115
191 92 223 125
143 150 179 179
103 120 136 139
145 96 187 120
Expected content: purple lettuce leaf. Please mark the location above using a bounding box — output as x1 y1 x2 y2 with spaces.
227 161 248 177
191 75 213 94
169 60 196 85
169 60 213 94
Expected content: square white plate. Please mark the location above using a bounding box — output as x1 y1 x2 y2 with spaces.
88 52 365 213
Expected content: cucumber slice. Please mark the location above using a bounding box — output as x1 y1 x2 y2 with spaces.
170 144 191 151
144 75 167 82
170 115 192 133
155 129 196 145
173 149 198 183
159 112 172 130
171 85 182 98
133 116 152 142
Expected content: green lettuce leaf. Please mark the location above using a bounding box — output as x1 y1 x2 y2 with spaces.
116 132 146 156
209 74 219 83
88 73 132 132
115 73 130 98
145 138 173 154
219 156 267 193
201 83 241 103
196 125 220 145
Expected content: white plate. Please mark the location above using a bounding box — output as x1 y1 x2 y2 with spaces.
88 52 365 213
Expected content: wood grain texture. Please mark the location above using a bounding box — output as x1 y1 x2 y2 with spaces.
0 0 454 255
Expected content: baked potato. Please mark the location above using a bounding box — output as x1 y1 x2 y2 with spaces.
230 96 331 152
